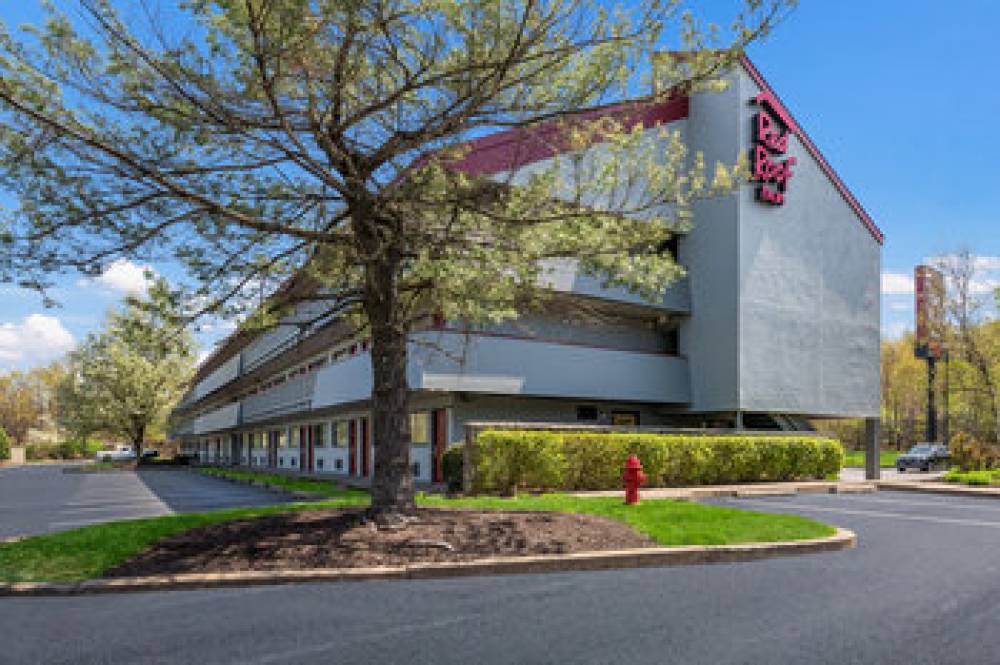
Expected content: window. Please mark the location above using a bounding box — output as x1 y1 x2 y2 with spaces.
312 423 326 448
410 412 430 445
663 329 679 355
576 406 599 421
277 429 287 449
611 411 640 427
333 421 349 448
289 427 300 449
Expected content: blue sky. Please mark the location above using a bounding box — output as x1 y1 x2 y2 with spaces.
1 1 999 370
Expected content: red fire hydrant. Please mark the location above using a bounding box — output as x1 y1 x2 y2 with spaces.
622 454 647 505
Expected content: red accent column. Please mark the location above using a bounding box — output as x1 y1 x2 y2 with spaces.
361 417 370 478
348 420 357 475
432 409 447 483
299 426 307 472
309 427 315 472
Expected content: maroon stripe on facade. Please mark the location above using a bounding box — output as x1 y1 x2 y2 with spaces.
447 96 690 177
739 55 884 245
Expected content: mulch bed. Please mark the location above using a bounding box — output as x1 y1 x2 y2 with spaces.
104 508 654 577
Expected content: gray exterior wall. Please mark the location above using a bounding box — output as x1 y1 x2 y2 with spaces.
673 66 880 418
410 331 689 404
732 68 880 417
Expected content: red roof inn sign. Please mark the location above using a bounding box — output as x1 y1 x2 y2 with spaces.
751 91 797 205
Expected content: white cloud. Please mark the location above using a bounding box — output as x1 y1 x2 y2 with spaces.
881 272 914 295
970 277 1000 295
0 314 75 365
196 349 212 366
79 258 156 295
881 320 911 340
887 300 912 312
974 256 1000 272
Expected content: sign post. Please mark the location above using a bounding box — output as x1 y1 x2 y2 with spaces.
914 265 946 443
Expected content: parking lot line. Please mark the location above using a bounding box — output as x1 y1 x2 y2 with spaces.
826 493 1000 513
733 498 1000 530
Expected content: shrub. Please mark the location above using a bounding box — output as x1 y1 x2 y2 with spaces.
949 432 1000 471
0 428 9 461
469 430 844 493
477 430 565 494
441 445 464 493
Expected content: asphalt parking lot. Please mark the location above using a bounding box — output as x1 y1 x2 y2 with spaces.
5 489 1000 664
0 464 292 539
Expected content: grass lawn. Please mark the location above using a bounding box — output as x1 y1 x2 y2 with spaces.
942 469 1000 486
0 470 835 584
843 450 899 468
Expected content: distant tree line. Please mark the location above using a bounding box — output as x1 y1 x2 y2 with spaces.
819 252 1000 450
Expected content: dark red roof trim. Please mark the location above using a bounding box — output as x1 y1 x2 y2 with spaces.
739 55 884 245
450 97 690 177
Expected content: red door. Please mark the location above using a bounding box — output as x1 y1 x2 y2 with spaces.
432 409 447 483
348 420 357 475
361 417 370 478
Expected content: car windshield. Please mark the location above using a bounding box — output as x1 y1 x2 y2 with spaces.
908 445 932 454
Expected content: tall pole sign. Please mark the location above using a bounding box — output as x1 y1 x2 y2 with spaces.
914 265 946 442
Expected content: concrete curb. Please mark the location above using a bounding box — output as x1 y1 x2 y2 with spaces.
571 481 878 500
0 528 855 597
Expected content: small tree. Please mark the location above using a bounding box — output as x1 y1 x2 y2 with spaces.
0 0 793 518
57 281 196 457
935 251 1000 442
0 371 46 445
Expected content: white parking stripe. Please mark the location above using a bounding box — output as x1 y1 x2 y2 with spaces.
734 498 1000 530
827 494 1000 513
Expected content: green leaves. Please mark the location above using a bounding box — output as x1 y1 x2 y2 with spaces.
57 279 196 444
472 430 844 492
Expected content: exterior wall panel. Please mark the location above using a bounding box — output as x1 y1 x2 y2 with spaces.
193 402 240 435
410 332 689 404
734 68 880 417
242 373 316 423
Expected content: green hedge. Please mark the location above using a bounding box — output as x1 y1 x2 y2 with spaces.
470 431 844 493
0 427 9 461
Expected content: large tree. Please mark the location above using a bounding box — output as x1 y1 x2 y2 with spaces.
0 0 791 518
56 281 196 455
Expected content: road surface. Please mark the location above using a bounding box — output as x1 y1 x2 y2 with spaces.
4 490 1000 664
0 464 291 538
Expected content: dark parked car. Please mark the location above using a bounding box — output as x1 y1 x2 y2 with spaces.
897 444 950 473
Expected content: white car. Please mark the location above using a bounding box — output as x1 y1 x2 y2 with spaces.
95 445 137 463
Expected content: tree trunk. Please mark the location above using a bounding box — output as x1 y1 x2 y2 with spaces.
132 424 145 460
364 257 414 520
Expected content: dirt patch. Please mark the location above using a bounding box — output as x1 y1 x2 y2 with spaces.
104 508 654 577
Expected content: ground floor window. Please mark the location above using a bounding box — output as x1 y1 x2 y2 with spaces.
611 411 640 426
312 423 326 447
410 412 430 444
333 420 349 447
